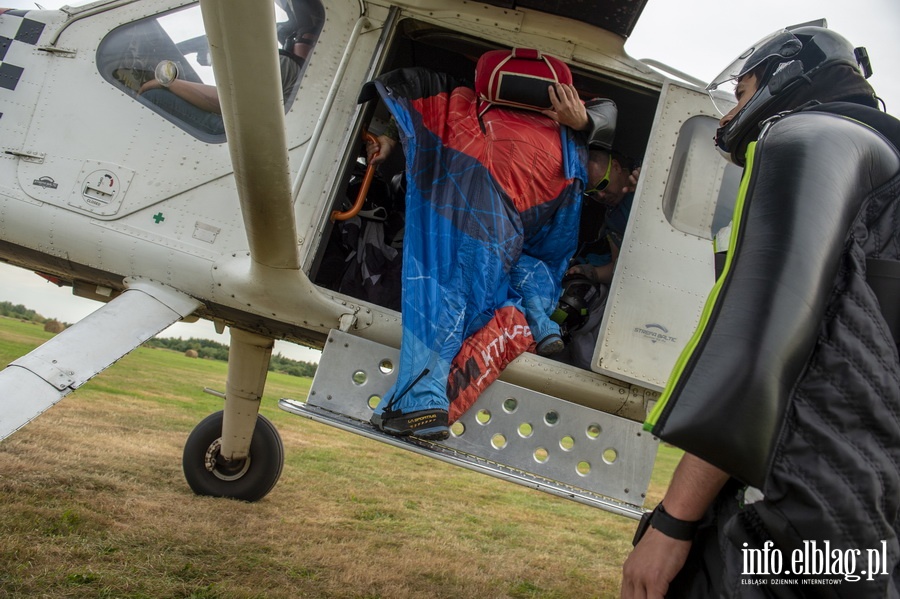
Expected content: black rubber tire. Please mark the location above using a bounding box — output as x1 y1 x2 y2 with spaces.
182 410 284 502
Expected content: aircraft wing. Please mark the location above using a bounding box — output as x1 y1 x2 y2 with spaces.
482 0 649 38
199 0 299 271
0 280 201 441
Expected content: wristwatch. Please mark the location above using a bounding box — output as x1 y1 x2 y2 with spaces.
632 503 700 545
154 60 179 88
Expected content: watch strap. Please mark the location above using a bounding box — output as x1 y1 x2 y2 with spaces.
648 503 700 541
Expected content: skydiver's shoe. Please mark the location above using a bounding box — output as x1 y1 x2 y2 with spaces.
371 408 450 441
536 333 565 356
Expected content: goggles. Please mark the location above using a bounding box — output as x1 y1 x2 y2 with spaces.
585 156 612 196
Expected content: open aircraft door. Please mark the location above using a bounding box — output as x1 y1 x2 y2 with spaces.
592 81 742 390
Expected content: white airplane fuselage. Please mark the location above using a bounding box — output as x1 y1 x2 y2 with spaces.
0 0 739 509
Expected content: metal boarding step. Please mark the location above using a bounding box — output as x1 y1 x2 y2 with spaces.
279 330 658 519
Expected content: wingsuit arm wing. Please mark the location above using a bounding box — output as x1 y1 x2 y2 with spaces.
584 99 617 150
646 111 900 488
511 198 583 341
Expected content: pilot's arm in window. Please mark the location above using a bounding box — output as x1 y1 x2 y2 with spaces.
138 53 303 135
139 77 222 113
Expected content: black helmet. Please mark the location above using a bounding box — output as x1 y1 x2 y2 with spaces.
708 22 874 165
551 274 600 336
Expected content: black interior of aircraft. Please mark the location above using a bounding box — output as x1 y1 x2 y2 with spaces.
312 18 660 312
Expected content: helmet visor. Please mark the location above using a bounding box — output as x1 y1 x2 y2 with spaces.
706 29 802 114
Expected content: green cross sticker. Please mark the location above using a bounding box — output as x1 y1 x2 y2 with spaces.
153 212 165 224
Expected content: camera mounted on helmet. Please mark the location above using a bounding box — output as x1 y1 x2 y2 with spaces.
707 21 874 166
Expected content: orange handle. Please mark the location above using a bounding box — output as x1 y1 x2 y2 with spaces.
331 132 379 222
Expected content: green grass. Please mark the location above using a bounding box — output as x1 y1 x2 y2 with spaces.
0 316 678 598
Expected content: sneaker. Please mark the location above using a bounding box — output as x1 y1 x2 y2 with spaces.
371 408 450 441
536 333 565 356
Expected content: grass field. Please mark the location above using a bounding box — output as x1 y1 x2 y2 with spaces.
0 316 680 598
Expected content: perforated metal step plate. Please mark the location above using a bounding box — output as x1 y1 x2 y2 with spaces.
280 330 658 519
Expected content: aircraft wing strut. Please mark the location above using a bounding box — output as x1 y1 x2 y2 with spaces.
0 279 201 441
200 0 299 271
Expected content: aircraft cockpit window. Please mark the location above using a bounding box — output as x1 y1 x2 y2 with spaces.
97 0 324 143
661 115 741 239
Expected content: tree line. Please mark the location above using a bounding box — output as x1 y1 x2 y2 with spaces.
143 337 317 378
0 301 317 378
0 301 46 323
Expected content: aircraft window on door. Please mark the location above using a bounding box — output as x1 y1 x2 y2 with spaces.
97 0 325 143
661 116 741 240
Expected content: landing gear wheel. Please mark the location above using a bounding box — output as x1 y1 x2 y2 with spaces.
182 410 284 502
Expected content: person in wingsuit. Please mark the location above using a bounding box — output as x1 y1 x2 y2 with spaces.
359 60 617 440
623 25 900 598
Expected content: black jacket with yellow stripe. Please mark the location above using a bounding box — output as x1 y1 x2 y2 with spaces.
648 102 900 596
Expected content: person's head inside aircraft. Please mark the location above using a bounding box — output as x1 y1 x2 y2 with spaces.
585 149 635 207
706 22 878 165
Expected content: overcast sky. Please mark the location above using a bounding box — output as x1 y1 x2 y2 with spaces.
627 0 899 111
1 0 898 363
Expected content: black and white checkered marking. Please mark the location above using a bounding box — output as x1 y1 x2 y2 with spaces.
0 11 45 95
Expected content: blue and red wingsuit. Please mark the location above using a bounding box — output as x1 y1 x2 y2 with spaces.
359 67 613 431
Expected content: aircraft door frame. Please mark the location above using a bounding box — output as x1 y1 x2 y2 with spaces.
592 81 741 391
295 4 400 273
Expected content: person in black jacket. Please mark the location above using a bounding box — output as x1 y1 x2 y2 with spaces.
623 24 900 598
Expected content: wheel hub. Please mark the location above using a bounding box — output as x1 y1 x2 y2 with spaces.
204 438 251 481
